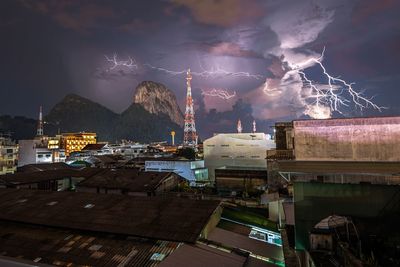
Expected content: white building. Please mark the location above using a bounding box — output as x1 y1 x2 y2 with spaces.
67 143 150 163
18 139 66 167
204 133 276 182
145 159 208 186
0 137 18 175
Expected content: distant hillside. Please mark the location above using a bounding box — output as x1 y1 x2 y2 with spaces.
1 92 183 143
45 94 119 141
115 103 180 142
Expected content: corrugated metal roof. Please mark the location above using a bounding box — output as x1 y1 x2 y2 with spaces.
1 168 103 185
0 189 220 243
18 163 75 173
76 169 177 192
0 221 181 266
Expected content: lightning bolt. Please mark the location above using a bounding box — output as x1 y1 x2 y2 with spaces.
144 63 264 79
262 80 283 97
105 54 264 80
282 47 383 118
105 54 138 71
201 88 237 100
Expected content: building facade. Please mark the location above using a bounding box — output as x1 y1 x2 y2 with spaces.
0 137 18 175
62 132 96 156
204 133 276 182
293 116 400 161
18 138 66 167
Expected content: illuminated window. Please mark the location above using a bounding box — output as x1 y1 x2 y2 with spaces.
84 204 95 209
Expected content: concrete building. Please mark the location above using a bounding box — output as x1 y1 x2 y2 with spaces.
145 158 208 186
267 116 400 266
204 133 276 183
18 138 66 167
294 116 400 161
0 137 18 175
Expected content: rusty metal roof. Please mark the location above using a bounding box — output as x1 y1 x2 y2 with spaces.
0 220 181 267
0 189 220 243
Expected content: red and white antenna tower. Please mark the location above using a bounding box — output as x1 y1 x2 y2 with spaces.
237 119 242 133
183 69 197 147
252 120 257 133
37 106 44 136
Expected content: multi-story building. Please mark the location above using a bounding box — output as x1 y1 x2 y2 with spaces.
18 138 66 167
0 137 18 175
61 132 96 155
204 133 276 183
267 116 400 266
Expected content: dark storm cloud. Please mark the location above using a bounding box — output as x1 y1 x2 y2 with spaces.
169 0 265 27
1 0 400 137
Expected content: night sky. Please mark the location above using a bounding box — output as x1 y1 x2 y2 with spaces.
1 0 400 126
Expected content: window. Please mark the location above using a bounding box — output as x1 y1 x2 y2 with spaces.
221 144 229 147
84 204 95 209
47 201 58 206
251 155 260 158
221 155 230 158
206 145 215 147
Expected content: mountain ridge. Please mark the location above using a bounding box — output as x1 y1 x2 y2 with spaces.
0 88 183 143
133 81 184 126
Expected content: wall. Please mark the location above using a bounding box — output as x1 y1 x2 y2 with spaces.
200 205 223 239
204 133 275 182
294 117 400 161
18 140 37 167
293 182 400 250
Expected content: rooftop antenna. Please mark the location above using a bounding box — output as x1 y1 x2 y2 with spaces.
37 106 44 136
237 119 242 133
